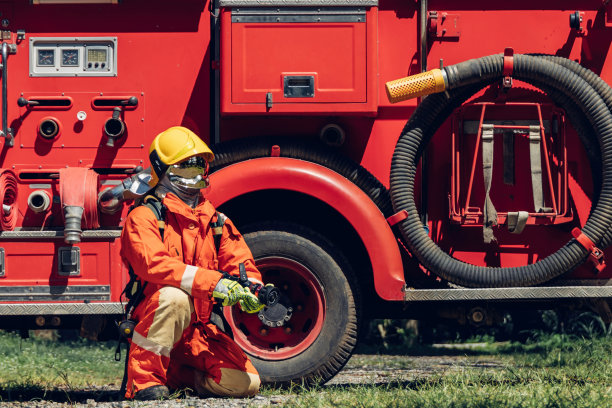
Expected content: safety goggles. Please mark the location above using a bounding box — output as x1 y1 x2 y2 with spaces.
166 156 210 189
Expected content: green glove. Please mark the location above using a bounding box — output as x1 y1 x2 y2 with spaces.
239 291 264 314
213 278 247 307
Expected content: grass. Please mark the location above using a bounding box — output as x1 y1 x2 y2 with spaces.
0 330 124 402
0 330 610 407
257 333 612 408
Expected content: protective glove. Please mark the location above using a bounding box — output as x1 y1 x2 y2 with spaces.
238 290 265 314
213 278 248 307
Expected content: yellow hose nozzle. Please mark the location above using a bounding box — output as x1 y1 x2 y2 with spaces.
385 69 447 103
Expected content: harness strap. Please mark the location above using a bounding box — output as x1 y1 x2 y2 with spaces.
143 195 166 240
481 124 497 243
118 343 130 398
210 211 226 252
528 126 546 213
507 211 529 234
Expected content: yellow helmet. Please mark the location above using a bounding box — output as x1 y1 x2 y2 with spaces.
148 126 214 187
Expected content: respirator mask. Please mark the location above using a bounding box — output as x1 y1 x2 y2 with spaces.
157 155 210 207
166 155 210 190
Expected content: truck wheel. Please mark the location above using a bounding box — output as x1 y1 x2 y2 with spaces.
225 223 360 385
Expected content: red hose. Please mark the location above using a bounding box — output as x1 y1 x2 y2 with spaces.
59 167 99 230
0 170 18 231
83 169 99 229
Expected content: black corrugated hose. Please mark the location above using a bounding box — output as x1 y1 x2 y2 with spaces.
390 54 612 287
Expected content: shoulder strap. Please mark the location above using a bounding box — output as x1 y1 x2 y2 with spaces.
142 195 166 240
210 211 226 253
481 124 497 244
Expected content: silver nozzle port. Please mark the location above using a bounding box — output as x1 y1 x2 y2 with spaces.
27 190 51 213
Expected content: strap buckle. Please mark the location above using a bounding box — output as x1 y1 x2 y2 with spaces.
502 47 514 88
571 228 606 274
387 210 408 226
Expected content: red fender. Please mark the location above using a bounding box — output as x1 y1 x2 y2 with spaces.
207 157 405 301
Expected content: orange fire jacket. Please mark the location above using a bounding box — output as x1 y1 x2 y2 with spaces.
120 192 262 321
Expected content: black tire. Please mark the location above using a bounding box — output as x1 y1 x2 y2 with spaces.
237 223 360 385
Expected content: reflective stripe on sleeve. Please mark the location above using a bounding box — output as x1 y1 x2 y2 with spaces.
248 277 263 286
132 331 172 357
180 265 198 296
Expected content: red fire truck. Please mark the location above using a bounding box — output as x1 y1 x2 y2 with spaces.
0 0 610 386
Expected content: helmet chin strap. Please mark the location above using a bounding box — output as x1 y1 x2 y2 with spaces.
155 174 201 208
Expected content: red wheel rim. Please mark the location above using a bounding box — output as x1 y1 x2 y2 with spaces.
225 257 326 360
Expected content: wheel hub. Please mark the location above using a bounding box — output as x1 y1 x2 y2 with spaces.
225 256 326 360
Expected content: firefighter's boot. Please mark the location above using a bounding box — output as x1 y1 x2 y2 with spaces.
134 385 170 400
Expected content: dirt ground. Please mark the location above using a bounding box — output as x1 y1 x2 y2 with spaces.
0 352 503 407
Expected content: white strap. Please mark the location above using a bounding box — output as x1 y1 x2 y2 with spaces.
482 124 497 243
507 211 529 234
529 126 545 212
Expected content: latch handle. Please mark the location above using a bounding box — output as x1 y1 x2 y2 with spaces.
17 97 40 107
0 42 16 146
121 96 138 106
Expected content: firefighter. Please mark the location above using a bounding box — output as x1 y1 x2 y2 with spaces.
120 126 265 400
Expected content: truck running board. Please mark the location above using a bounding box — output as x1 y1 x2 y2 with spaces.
404 285 612 302
0 302 123 316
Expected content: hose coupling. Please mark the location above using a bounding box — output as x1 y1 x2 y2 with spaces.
63 205 84 244
27 190 51 213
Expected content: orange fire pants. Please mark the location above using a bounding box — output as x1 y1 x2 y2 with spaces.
125 286 260 399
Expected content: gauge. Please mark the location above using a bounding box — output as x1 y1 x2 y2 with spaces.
61 49 79 67
37 49 55 66
87 48 107 63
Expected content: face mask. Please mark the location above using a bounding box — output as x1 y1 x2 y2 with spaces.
166 156 209 190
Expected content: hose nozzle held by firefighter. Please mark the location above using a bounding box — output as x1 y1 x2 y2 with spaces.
213 263 291 326
214 263 280 308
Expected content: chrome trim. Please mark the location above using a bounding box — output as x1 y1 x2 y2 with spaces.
0 229 121 239
0 302 123 315
221 0 377 6
232 7 366 23
404 286 612 302
0 285 110 302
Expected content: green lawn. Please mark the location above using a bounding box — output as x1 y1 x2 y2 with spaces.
0 330 610 407
0 331 123 390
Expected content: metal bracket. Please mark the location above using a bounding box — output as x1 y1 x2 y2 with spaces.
266 92 273 109
428 11 461 39
569 10 585 32
0 248 4 277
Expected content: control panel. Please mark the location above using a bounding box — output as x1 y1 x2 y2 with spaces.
29 37 117 77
